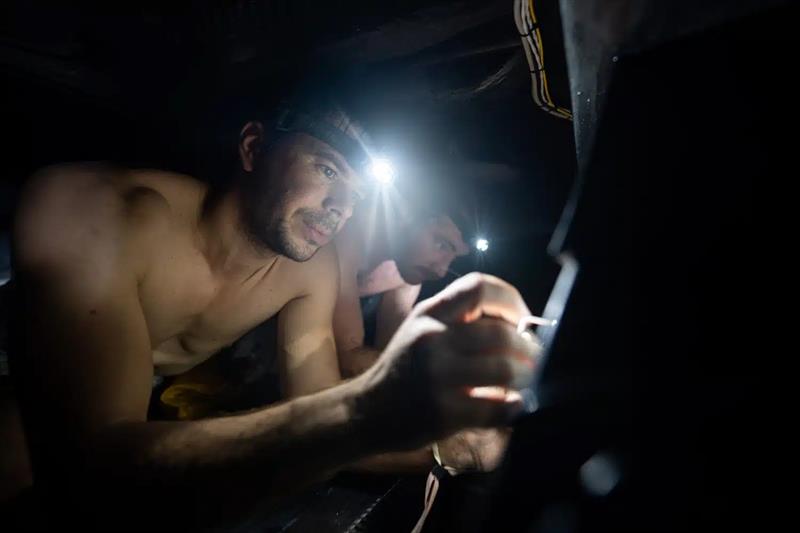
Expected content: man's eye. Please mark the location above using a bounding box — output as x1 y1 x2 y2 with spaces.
435 238 454 253
318 164 338 180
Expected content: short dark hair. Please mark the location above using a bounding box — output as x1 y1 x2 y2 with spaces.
398 173 474 239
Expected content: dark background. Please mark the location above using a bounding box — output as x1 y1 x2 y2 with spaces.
3 2 792 531
0 0 577 310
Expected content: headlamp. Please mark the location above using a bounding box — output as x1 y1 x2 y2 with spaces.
367 157 396 186
274 107 395 187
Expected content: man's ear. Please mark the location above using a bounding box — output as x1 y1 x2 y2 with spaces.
239 121 265 172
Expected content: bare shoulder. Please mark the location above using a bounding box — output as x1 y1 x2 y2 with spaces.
15 163 173 276
127 168 207 222
285 244 340 299
17 163 175 224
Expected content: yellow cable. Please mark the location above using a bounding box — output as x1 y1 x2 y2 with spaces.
515 0 571 119
526 0 572 119
527 0 553 106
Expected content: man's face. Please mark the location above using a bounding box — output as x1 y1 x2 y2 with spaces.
239 127 364 262
395 215 469 285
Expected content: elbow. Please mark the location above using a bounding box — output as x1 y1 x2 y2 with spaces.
339 347 379 378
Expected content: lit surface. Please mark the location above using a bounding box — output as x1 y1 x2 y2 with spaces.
368 157 395 185
517 315 558 332
580 452 621 497
469 387 522 403
475 238 489 252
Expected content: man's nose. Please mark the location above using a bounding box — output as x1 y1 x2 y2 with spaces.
433 262 449 278
323 186 354 221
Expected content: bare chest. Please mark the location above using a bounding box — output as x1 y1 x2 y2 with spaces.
140 252 295 374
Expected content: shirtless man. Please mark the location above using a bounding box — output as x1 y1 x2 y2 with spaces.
330 182 516 475
334 184 471 377
7 102 539 528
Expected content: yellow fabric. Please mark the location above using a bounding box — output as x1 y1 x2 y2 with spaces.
159 360 230 421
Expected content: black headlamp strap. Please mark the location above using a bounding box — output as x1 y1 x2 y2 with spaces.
274 108 371 173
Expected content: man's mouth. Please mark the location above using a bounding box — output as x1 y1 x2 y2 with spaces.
304 222 333 246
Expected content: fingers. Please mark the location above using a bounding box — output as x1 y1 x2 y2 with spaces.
423 318 541 390
419 273 532 327
392 274 538 439
434 318 541 362
430 353 534 390
442 392 525 429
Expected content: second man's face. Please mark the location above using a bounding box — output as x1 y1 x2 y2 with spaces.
396 215 469 285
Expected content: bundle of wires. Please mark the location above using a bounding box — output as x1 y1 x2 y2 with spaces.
513 0 572 120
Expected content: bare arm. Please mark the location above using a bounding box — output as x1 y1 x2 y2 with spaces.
375 283 422 350
331 237 377 378
326 243 432 472
278 246 342 397
11 169 376 527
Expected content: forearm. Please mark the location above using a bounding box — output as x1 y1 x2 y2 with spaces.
349 446 434 474
340 347 434 474
54 378 376 527
337 348 435 475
